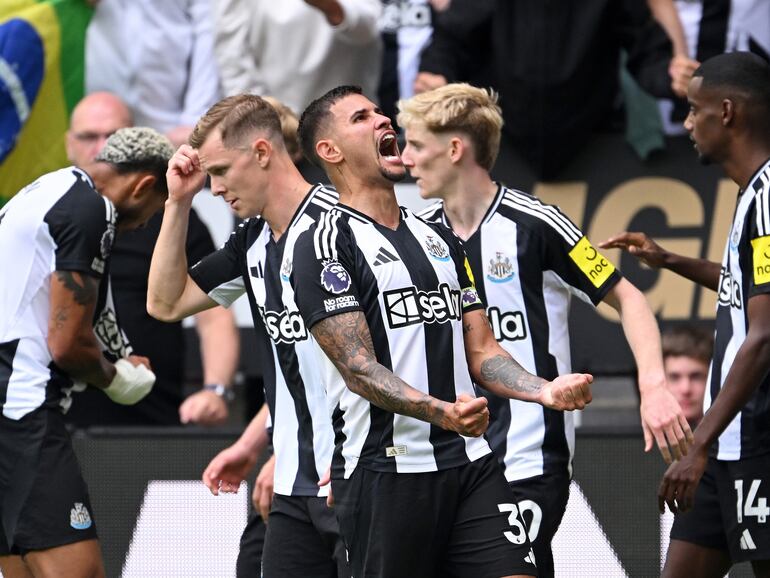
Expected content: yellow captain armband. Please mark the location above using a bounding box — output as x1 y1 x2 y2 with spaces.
568 236 616 289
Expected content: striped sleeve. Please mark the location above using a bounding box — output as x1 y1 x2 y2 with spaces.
292 211 363 330
748 175 770 294
502 189 621 304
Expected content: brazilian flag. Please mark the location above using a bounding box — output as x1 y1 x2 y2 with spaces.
0 0 92 205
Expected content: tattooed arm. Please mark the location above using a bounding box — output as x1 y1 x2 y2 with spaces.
462 309 593 410
47 270 116 388
311 311 490 437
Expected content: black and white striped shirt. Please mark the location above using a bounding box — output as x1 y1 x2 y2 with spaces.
420 185 622 480
707 158 770 461
291 204 491 479
190 184 337 496
0 168 121 420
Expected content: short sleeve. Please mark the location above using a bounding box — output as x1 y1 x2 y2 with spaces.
291 214 363 330
44 175 116 278
747 198 770 298
189 221 247 307
539 207 621 305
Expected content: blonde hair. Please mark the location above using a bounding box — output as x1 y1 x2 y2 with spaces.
189 94 282 150
397 83 503 170
261 96 301 163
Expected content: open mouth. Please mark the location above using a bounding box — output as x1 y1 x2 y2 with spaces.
377 132 401 163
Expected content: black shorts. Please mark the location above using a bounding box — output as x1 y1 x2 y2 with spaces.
670 454 770 563
332 454 538 578
508 472 571 578
0 408 98 555
236 510 266 578
262 494 349 578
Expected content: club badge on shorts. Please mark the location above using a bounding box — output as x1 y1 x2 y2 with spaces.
321 260 352 294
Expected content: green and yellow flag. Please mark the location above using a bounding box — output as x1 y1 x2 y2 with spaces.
0 0 92 205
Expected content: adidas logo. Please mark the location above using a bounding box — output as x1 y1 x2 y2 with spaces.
524 549 536 566
740 528 757 550
373 247 400 266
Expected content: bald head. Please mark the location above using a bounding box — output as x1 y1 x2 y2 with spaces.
66 92 133 166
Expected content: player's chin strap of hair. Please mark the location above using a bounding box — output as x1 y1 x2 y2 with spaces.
103 359 156 405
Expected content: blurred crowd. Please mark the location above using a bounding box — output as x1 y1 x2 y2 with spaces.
59 0 770 179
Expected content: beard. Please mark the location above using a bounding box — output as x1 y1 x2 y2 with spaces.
379 165 406 183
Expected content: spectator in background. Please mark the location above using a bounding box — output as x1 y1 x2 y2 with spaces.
63 92 240 427
213 0 381 115
652 0 770 134
85 0 221 147
417 0 689 180
662 325 713 428
378 0 439 123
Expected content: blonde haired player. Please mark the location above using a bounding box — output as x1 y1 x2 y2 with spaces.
399 83 691 577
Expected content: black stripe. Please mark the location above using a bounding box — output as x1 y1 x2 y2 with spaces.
352 243 397 472
695 0 730 61
0 339 20 409
463 228 511 471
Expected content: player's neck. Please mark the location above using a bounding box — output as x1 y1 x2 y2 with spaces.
332 173 401 230
263 163 311 240
441 170 497 241
724 142 770 190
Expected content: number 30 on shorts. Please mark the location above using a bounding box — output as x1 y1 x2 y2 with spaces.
498 501 543 544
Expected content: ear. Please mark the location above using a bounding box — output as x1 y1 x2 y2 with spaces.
448 136 465 164
251 138 273 168
130 174 158 199
722 98 735 126
65 131 76 164
316 138 343 165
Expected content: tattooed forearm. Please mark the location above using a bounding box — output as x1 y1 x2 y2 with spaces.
479 354 545 397
55 271 98 306
311 312 446 426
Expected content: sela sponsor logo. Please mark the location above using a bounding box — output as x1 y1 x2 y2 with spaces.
568 236 615 288
488 307 527 342
324 295 359 313
487 252 514 283
260 308 308 344
70 503 92 530
320 259 352 294
383 282 461 328
718 268 742 309
424 234 450 261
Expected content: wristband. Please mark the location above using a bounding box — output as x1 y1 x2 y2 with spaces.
204 383 235 403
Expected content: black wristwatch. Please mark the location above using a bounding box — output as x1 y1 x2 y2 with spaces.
204 383 235 403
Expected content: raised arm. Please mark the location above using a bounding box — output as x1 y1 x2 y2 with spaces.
461 309 593 410
603 278 693 463
599 231 721 291
310 311 489 437
147 145 218 322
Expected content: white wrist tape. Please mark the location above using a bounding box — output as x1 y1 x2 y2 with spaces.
104 359 156 405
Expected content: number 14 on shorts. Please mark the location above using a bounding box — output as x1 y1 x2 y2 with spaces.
735 479 769 523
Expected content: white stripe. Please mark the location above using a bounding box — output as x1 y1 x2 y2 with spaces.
310 198 335 211
313 211 327 259
416 201 442 220
315 189 339 204
327 212 340 259
758 172 770 236
0 57 30 123
501 197 579 245
504 189 582 242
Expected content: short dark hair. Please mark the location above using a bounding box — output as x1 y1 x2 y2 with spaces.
661 325 713 365
694 51 770 134
189 94 282 150
298 85 362 166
